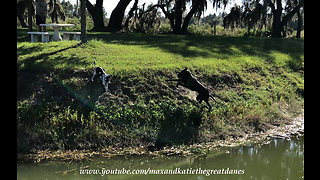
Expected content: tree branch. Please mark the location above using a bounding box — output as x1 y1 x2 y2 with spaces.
85 0 94 13
282 0 304 25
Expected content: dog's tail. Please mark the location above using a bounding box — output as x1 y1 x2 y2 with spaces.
209 94 218 103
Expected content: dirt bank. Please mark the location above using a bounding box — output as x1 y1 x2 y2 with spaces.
17 110 304 163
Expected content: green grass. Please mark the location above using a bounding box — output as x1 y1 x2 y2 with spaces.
17 28 304 153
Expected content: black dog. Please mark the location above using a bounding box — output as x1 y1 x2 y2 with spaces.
167 68 218 111
91 60 111 92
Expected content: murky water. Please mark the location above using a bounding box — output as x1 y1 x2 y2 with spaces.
17 136 304 180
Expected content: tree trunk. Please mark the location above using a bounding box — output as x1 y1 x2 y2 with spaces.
173 0 183 34
271 13 282 37
267 0 303 38
296 8 302 38
80 0 87 43
271 0 283 38
17 1 28 28
73 0 79 17
85 0 105 31
27 0 34 31
107 0 132 32
159 5 175 32
213 21 217 36
181 0 201 34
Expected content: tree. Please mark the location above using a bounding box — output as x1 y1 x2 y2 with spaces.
241 0 267 35
16 0 35 30
124 3 162 33
181 0 208 33
157 0 208 34
48 0 66 23
85 0 105 31
265 0 304 37
17 0 30 28
73 0 80 17
286 0 304 38
123 0 139 31
296 6 303 38
202 14 223 35
107 0 133 32
157 0 232 34
223 5 241 31
27 0 34 31
60 0 74 18
80 0 87 43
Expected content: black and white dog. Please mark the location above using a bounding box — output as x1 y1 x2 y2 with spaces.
91 60 111 92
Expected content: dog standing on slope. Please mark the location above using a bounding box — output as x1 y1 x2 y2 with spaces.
91 59 112 92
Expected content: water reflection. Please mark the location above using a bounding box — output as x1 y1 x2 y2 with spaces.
17 136 304 180
216 137 304 180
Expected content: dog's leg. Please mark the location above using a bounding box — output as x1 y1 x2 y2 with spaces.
91 70 96 82
101 75 109 92
205 99 212 111
101 75 106 89
198 99 207 112
104 83 109 92
197 95 212 111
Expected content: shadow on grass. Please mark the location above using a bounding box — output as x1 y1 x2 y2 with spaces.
17 28 304 72
88 32 304 70
17 43 83 72
17 42 91 103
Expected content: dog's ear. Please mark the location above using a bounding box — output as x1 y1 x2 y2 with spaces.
184 67 188 71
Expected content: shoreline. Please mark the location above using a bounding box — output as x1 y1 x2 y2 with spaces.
17 111 304 163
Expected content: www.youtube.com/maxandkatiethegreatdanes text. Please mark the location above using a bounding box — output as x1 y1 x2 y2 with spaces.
79 167 245 176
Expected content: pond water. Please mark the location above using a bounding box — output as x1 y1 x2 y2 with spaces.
17 136 304 180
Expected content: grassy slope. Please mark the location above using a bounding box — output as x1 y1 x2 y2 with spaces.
17 28 304 153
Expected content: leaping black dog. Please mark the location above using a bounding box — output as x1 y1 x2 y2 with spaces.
167 68 226 111
91 60 111 92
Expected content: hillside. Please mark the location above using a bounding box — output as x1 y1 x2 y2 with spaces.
17 28 304 155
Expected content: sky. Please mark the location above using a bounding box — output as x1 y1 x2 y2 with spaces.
67 0 242 18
